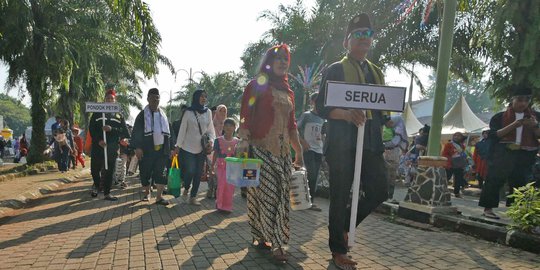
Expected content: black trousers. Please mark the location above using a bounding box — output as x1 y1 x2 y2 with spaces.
91 150 117 196
304 150 323 202
327 149 388 254
446 168 465 195
479 144 536 208
139 150 168 187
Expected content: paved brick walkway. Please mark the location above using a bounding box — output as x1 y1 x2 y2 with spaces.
0 175 538 270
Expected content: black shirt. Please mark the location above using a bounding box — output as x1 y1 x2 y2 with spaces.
315 61 388 155
89 112 130 156
131 110 175 155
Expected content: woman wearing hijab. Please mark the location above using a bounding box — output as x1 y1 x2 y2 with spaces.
213 105 227 136
175 90 216 205
205 104 228 199
237 44 304 263
383 115 409 200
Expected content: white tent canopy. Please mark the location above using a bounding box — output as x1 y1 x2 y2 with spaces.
441 96 488 135
403 103 424 138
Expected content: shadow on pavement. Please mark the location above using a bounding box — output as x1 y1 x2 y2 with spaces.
0 177 96 225
0 176 145 251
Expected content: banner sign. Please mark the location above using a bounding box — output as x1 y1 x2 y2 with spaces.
85 102 121 113
325 81 406 112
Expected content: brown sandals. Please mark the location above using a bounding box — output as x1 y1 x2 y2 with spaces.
332 253 357 270
272 248 288 263
252 239 287 263
253 239 272 251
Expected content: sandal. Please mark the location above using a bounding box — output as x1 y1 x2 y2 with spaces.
155 198 170 206
272 248 287 263
482 211 500 219
91 186 98 197
332 253 357 270
253 239 271 251
104 195 118 201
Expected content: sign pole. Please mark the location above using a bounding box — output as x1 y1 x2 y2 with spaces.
348 121 365 247
102 112 108 170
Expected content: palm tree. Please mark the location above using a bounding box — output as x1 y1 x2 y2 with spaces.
56 0 172 127
0 0 79 163
0 0 171 163
173 71 246 117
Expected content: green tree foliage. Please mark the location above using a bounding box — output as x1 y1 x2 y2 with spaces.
241 40 273 79
0 94 31 135
172 72 246 118
474 0 540 99
0 0 170 163
241 0 486 115
242 0 484 79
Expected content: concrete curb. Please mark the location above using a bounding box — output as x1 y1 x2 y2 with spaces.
0 169 91 218
375 202 540 254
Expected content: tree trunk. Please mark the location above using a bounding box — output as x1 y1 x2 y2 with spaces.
26 0 48 164
27 75 48 164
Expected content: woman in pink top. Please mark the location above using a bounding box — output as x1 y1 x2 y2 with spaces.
212 118 239 212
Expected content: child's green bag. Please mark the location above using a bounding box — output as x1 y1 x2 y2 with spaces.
168 155 182 198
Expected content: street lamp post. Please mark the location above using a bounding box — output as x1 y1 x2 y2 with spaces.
168 88 172 121
174 67 203 101
175 68 203 85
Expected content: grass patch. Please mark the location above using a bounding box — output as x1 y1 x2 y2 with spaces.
0 161 57 176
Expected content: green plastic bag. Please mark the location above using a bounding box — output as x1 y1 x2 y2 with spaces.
168 155 182 198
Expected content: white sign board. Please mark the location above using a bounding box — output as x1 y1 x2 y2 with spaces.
85 102 121 113
324 81 406 112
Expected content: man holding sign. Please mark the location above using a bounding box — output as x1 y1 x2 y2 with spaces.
88 87 130 201
316 14 390 270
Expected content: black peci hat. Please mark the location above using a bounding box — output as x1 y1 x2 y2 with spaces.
148 88 160 97
510 84 532 97
346 13 372 36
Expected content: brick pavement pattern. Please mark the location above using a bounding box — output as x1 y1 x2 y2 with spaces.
0 175 538 270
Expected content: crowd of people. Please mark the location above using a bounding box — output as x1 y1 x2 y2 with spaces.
46 116 86 172
37 12 536 270
0 133 29 163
